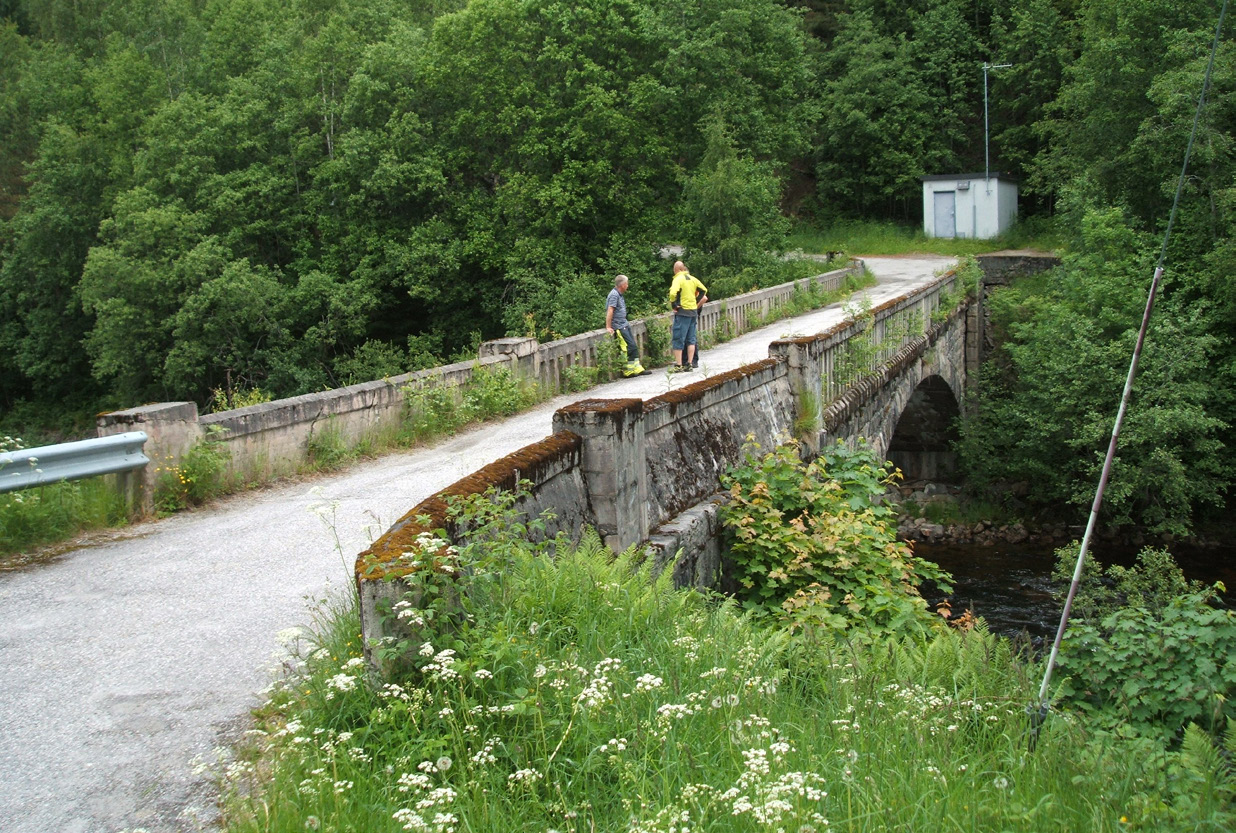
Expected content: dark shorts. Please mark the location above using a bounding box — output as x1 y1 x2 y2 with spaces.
671 314 697 350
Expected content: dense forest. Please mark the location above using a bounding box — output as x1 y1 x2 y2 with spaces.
1 0 1233 533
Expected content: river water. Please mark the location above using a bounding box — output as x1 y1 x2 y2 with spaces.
914 541 1235 644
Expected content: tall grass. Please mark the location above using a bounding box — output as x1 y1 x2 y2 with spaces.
0 478 129 558
787 217 1065 257
220 523 1232 832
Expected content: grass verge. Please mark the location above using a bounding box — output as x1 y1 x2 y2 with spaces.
219 525 1234 833
0 477 129 562
788 217 1065 257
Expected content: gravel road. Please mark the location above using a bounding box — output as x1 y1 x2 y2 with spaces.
0 256 953 833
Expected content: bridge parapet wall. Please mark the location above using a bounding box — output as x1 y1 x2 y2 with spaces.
359 357 797 671
98 263 860 509
770 269 965 454
356 266 978 673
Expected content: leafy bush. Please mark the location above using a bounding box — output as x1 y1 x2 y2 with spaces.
719 438 951 635
460 366 540 421
1057 592 1236 740
1053 546 1235 739
334 340 412 385
402 380 463 442
559 363 598 393
1050 544 1211 624
207 386 273 413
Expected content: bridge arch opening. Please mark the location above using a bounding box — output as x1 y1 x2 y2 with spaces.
887 375 961 483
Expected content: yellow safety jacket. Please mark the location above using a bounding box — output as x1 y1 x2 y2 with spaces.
669 272 707 312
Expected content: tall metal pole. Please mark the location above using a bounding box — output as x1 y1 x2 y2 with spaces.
983 63 1012 188
1029 0 1227 750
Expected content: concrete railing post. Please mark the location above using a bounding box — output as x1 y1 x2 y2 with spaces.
478 337 540 382
97 402 202 516
769 338 826 457
552 399 648 551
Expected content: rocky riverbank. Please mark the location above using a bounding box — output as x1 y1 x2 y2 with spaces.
895 483 1073 548
893 481 1227 550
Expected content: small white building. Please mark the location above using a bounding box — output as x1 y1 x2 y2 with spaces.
921 173 1018 239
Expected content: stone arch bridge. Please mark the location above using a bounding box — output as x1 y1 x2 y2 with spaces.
356 256 1058 668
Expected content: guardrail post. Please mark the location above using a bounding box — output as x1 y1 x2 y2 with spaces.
97 402 202 516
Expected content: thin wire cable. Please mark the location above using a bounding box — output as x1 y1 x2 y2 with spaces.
1030 0 1229 745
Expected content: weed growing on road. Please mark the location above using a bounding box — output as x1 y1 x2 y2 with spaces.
402 366 543 447
641 317 672 366
559 363 599 392
154 427 231 514
307 417 357 472
460 366 541 420
594 333 626 380
931 256 981 325
402 380 463 442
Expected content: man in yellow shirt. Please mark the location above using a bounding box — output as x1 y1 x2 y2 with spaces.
668 261 707 371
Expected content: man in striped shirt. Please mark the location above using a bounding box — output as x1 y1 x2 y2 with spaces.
606 274 649 377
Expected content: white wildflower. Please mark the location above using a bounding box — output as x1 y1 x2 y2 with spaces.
634 674 663 692
508 768 542 785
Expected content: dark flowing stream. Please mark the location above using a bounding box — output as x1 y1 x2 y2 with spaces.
914 541 1235 644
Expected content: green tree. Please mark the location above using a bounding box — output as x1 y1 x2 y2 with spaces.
679 114 789 286
987 0 1078 210
814 10 935 217
0 121 107 405
907 0 985 172
958 208 1228 535
78 188 212 400
1044 0 1228 225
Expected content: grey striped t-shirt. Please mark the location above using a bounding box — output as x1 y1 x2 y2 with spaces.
606 288 628 328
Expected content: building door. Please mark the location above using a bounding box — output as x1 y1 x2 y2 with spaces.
933 191 956 238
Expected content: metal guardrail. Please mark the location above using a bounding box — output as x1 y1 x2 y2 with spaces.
0 432 149 494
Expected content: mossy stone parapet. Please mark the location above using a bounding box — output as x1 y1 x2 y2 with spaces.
355 430 584 583
641 358 794 524
356 430 586 675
